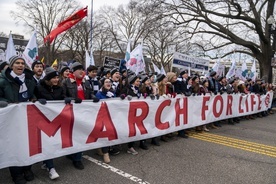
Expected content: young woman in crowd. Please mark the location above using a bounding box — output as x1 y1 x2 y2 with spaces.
95 78 116 163
35 67 64 180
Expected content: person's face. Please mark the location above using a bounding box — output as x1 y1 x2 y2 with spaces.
145 79 151 86
204 81 209 87
88 70 97 78
53 65 58 71
188 79 192 85
112 72 120 82
133 78 141 87
50 76 59 86
11 59 25 75
33 64 44 76
73 68 84 79
172 75 177 83
162 77 168 84
63 69 70 78
195 77 199 83
106 73 111 78
103 79 112 89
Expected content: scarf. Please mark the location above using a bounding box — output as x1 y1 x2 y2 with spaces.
10 71 29 102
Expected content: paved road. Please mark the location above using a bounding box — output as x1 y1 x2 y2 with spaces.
1 113 276 184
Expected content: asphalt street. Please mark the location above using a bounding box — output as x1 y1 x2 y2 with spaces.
1 112 276 184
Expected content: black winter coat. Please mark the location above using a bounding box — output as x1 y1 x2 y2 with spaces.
35 80 65 100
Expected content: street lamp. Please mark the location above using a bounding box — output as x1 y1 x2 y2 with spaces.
267 15 276 83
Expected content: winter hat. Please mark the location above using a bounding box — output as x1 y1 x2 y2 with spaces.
44 67 59 81
156 74 166 82
128 74 138 84
180 69 188 76
217 76 224 82
228 78 235 84
192 75 198 81
31 60 44 70
238 80 245 86
140 75 149 83
111 68 119 76
209 71 217 77
0 60 8 71
59 65 70 74
9 55 25 67
70 62 84 72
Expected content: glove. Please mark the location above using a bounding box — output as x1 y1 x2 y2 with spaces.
143 93 147 99
120 94 126 100
75 98 82 104
127 95 132 101
0 101 8 108
38 99 47 105
92 97 99 103
155 94 160 100
150 94 155 100
64 98 71 104
137 93 141 99
214 91 218 95
220 90 224 95
184 91 191 97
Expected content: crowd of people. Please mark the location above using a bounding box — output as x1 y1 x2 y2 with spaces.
0 57 275 184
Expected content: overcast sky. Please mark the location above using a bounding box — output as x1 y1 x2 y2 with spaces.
0 0 129 39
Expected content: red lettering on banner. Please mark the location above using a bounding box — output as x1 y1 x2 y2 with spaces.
86 102 118 143
175 98 188 126
213 95 223 118
245 96 249 112
201 96 210 120
239 96 244 113
257 95 261 110
128 101 149 137
27 104 74 156
226 95 233 115
155 99 171 130
250 94 256 111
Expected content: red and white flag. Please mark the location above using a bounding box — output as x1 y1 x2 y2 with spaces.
44 7 88 44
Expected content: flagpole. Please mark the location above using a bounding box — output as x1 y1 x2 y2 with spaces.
90 0 93 65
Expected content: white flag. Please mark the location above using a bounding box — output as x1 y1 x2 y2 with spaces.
212 61 219 72
85 50 95 69
226 60 236 79
126 44 145 74
22 30 38 69
160 64 166 75
5 33 17 62
250 59 257 82
240 60 248 81
152 62 161 74
125 39 131 62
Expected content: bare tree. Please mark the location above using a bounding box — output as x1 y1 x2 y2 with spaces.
11 0 82 64
156 0 275 82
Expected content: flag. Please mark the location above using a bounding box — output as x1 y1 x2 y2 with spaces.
240 60 248 81
125 39 131 62
160 64 166 75
41 57 45 63
51 59 58 67
250 59 257 82
152 62 161 74
44 7 88 44
126 44 145 74
212 61 219 72
226 60 236 79
22 30 38 69
85 50 95 69
5 33 17 62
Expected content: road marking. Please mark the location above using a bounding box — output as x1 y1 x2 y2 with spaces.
83 155 150 184
189 133 276 158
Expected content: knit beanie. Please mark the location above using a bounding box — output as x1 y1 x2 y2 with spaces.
70 62 84 72
9 55 25 67
44 67 59 81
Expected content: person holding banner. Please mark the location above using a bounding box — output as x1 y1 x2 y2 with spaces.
34 67 64 180
122 74 147 153
62 62 97 170
95 78 116 163
0 55 36 184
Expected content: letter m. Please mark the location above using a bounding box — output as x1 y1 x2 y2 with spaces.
27 104 74 156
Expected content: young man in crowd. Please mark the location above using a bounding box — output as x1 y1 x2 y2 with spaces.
0 56 36 184
31 60 45 85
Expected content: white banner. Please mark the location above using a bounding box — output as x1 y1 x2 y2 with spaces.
0 92 273 169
